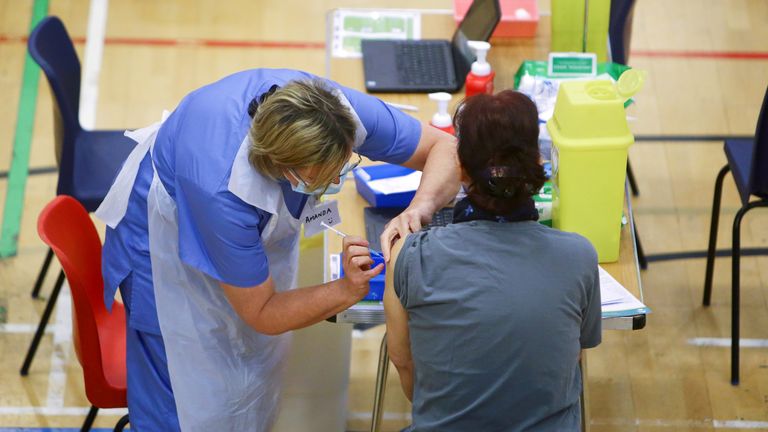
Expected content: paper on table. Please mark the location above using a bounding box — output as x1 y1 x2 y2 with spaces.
331 9 422 58
599 266 649 316
366 171 422 195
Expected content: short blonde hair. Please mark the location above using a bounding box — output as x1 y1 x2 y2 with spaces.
248 80 356 190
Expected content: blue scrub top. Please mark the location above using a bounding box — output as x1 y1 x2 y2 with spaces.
102 69 422 334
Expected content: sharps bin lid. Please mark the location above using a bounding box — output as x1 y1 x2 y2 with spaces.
547 70 646 144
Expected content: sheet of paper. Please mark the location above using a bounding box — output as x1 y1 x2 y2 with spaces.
366 171 422 195
331 9 422 58
599 266 649 316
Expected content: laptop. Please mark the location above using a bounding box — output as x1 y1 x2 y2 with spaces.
364 207 454 251
360 0 501 93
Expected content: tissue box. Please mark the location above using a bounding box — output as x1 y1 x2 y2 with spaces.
454 0 538 38
353 164 419 208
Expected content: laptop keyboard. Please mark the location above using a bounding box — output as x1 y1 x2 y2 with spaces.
364 207 454 252
395 42 451 86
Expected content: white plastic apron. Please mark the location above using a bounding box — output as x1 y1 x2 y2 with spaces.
97 119 314 431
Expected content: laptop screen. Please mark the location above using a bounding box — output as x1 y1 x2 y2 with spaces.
451 0 501 74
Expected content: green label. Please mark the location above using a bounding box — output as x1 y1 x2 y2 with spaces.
551 57 594 75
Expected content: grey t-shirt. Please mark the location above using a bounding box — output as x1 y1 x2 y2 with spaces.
394 220 601 432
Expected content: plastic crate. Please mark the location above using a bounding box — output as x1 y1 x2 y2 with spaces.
353 164 418 208
454 0 538 38
339 253 386 301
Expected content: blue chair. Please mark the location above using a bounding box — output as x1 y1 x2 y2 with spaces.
702 85 768 385
21 16 135 375
608 0 637 66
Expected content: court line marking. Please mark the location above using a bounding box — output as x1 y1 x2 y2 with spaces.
688 337 768 348
632 49 768 60
592 417 768 429
0 0 49 258
346 413 768 429
79 0 108 130
0 34 325 49
46 283 71 408
0 323 54 334
0 407 127 416
1 34 767 60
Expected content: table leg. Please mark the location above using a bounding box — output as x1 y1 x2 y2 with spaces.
370 333 390 432
580 352 590 432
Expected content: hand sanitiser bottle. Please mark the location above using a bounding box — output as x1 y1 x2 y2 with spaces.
428 92 454 135
465 41 494 98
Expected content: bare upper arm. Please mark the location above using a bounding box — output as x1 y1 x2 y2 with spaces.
400 122 456 171
384 236 412 367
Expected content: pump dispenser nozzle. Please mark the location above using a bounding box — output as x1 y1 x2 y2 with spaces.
428 92 452 129
467 41 492 76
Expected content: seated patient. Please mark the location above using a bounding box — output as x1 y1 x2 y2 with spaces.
384 90 602 432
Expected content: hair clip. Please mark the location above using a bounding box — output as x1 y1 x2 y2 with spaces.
484 166 515 179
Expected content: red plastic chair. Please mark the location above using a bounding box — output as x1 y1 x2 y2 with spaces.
37 195 129 431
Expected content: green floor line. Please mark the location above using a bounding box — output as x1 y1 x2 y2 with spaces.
0 0 49 258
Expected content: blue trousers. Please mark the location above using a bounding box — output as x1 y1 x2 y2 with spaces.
125 307 181 431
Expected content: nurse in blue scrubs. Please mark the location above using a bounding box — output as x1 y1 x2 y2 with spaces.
95 69 458 431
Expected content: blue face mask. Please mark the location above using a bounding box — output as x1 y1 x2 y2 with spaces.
288 153 361 196
290 174 346 195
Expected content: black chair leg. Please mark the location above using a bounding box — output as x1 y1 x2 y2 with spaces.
633 221 647 270
114 414 130 432
31 248 54 298
81 405 99 432
703 165 730 306
730 200 768 386
627 159 640 197
20 270 65 376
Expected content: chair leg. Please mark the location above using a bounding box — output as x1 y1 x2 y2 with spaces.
633 221 647 270
371 333 389 432
703 165 730 306
20 270 65 376
627 159 640 197
31 248 54 298
731 200 768 386
81 405 99 432
114 414 130 432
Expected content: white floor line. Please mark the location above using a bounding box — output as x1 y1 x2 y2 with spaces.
348 411 412 421
688 337 768 348
0 407 127 416
592 417 768 429
45 283 72 408
79 0 109 130
0 323 54 334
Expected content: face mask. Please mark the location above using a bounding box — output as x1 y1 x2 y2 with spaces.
288 156 359 196
289 175 346 196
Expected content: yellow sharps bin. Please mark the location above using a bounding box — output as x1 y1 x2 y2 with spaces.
547 70 644 262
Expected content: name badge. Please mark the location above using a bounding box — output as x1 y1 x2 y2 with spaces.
302 200 341 237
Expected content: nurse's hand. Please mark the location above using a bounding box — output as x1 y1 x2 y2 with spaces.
380 203 433 262
342 236 385 301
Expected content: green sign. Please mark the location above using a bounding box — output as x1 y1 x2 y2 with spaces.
548 52 597 77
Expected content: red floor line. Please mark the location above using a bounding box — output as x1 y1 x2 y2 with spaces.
0 34 326 49
1 34 767 58
630 49 768 60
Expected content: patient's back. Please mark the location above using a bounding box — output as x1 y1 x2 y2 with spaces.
394 220 601 432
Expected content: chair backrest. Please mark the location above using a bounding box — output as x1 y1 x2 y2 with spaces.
37 196 126 408
608 0 636 65
751 86 768 198
27 16 83 184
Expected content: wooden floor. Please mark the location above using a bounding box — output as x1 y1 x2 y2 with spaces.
1 0 767 430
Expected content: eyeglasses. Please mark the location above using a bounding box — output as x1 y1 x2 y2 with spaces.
288 153 362 190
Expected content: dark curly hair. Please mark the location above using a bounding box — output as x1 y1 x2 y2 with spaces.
454 90 546 215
